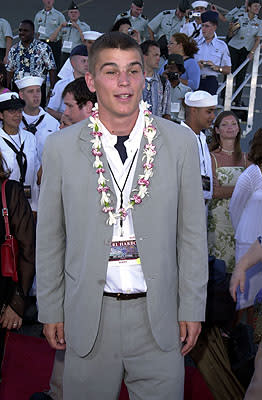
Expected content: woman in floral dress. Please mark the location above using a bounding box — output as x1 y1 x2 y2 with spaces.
208 111 247 272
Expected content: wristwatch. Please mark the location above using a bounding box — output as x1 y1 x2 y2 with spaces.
219 67 223 73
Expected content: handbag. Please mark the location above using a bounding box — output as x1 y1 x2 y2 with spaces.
1 179 18 282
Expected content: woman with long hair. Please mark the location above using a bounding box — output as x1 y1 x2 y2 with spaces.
167 32 200 90
0 150 35 377
208 111 247 273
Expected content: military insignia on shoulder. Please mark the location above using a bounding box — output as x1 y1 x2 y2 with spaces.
142 15 148 20
163 11 171 15
120 12 128 17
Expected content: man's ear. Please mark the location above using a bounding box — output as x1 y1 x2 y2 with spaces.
84 101 93 117
85 72 96 93
19 90 24 100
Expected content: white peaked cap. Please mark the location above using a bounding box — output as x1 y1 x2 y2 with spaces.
83 31 103 40
185 90 218 107
192 1 209 8
15 76 44 89
0 92 19 102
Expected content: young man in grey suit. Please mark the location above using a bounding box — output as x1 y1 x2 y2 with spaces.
36 32 208 400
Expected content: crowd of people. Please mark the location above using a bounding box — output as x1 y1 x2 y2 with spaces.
0 1 262 400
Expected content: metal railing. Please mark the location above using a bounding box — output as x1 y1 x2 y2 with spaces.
217 45 261 136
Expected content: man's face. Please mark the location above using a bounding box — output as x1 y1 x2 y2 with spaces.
130 3 143 17
63 92 92 123
19 86 41 109
71 55 89 76
0 109 23 130
144 45 160 70
19 23 34 43
202 22 216 40
68 9 80 22
85 48 145 122
194 106 216 129
194 6 206 13
43 0 54 10
248 3 261 14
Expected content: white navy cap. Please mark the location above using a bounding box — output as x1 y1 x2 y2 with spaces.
0 92 25 111
185 90 218 107
15 76 44 89
192 1 209 8
83 31 103 41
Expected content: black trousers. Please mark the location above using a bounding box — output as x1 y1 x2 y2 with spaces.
60 52 70 68
41 40 62 70
228 46 249 105
199 76 219 95
0 48 6 62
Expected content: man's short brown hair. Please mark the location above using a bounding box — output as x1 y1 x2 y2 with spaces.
88 31 144 76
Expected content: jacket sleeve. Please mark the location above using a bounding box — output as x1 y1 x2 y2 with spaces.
36 134 66 324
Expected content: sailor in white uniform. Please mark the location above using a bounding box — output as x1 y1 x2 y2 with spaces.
16 76 60 164
0 92 39 212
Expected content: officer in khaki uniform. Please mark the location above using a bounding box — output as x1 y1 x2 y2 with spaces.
226 0 262 105
49 1 90 66
34 0 66 69
148 0 191 42
0 18 13 63
114 0 149 43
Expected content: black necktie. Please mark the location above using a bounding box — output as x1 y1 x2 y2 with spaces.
114 135 129 164
22 114 45 134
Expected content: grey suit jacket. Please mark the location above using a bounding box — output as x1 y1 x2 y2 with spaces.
36 115 208 357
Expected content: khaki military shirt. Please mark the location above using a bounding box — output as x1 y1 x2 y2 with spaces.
227 12 262 51
115 9 149 42
61 20 90 53
148 9 185 41
0 18 13 48
34 7 66 40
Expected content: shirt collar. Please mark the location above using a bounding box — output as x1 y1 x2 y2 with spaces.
100 103 144 151
199 32 217 45
181 121 206 140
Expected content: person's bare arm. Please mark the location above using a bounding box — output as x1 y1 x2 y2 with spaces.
248 36 261 60
230 239 262 301
46 107 63 121
211 154 235 199
148 27 155 40
48 68 57 89
6 70 14 89
4 36 12 64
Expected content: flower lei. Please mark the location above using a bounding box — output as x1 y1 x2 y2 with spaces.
89 101 157 226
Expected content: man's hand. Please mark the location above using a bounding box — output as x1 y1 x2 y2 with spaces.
179 321 201 356
43 322 66 350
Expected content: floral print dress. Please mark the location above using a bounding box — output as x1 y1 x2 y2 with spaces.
208 155 245 273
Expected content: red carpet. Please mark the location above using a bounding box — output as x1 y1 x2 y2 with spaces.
0 332 214 400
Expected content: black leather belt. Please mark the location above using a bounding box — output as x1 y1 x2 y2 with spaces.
103 292 147 300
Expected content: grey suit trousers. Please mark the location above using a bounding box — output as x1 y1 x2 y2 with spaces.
63 296 184 400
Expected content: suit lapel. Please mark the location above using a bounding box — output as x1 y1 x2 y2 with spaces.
78 115 163 215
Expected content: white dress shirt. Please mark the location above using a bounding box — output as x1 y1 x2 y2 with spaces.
181 121 213 200
100 105 147 294
21 107 60 163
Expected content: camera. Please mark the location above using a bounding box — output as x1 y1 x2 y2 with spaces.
202 61 209 66
67 22 72 27
189 11 201 18
128 28 135 35
167 72 180 81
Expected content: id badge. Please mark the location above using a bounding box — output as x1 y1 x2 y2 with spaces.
38 26 46 35
62 40 72 50
201 175 211 192
171 102 180 113
23 185 32 199
109 240 140 266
